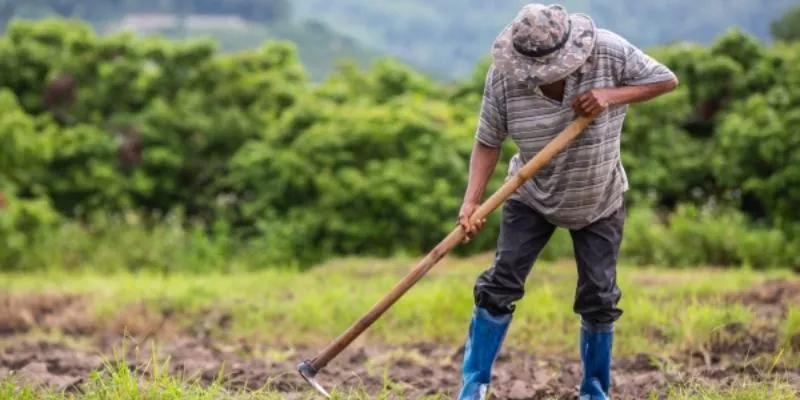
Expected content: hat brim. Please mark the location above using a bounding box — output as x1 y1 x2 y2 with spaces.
491 13 597 86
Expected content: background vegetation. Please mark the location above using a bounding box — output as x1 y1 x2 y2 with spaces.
1 4 799 273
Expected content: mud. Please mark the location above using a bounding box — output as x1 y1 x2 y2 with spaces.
725 278 800 320
0 292 95 336
2 279 800 399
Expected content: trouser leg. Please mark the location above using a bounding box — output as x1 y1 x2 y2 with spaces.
473 199 556 316
458 199 555 400
570 202 625 400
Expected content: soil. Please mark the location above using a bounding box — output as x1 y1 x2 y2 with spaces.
2 279 800 399
725 278 800 320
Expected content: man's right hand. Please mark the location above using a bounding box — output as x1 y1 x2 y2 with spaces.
458 201 486 243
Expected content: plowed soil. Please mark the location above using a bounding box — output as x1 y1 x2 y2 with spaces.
2 279 800 399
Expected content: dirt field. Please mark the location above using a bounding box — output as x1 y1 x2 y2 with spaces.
2 278 800 399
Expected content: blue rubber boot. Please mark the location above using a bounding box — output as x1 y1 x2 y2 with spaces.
579 320 614 400
457 307 512 400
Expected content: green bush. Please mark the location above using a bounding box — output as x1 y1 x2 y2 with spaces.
0 188 61 269
5 202 793 273
617 204 795 268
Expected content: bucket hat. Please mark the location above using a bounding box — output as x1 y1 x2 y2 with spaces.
491 3 597 86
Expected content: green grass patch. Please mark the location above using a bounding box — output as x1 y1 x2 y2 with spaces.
777 306 800 369
659 378 800 400
2 255 794 358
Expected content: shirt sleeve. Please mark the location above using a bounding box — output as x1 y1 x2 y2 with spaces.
474 65 508 148
614 34 677 86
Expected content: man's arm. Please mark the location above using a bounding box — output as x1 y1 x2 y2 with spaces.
606 78 678 105
573 79 678 115
463 141 502 205
459 65 507 240
574 33 679 115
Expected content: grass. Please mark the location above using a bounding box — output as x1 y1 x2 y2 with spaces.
3 365 797 400
658 380 800 400
1 253 795 356
778 306 800 370
1 254 798 398
1 355 797 400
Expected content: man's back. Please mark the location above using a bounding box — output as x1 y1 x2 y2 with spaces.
475 28 677 229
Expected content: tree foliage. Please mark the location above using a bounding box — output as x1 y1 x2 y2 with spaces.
770 5 800 42
1 19 799 269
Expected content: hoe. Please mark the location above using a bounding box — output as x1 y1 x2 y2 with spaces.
297 114 597 398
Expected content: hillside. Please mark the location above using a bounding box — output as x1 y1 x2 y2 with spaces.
124 18 383 80
290 0 799 80
6 0 797 81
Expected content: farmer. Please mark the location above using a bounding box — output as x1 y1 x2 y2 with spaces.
456 3 678 400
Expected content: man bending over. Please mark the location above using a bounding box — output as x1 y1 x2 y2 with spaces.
456 3 678 400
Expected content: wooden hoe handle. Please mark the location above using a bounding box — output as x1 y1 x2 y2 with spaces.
305 115 596 373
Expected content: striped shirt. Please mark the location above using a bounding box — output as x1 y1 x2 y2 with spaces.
475 28 677 229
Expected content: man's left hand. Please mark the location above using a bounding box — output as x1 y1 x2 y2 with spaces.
572 88 616 117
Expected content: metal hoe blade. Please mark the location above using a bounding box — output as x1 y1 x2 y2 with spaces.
297 360 331 398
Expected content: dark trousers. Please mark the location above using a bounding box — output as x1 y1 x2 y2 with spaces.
473 199 625 325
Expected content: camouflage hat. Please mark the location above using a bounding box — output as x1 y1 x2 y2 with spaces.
491 3 597 86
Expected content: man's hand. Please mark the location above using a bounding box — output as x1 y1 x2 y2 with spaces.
458 201 486 243
572 79 680 117
572 88 615 117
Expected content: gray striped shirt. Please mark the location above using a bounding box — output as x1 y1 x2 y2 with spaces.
475 29 677 229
